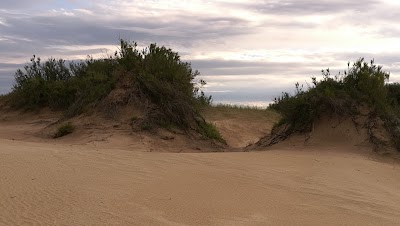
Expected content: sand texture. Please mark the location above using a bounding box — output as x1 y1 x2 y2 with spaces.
1 110 400 225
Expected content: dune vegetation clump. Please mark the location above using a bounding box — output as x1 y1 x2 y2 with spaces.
5 39 222 142
267 58 400 151
10 55 117 113
54 122 75 138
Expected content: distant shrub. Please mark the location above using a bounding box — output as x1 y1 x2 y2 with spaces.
54 122 75 138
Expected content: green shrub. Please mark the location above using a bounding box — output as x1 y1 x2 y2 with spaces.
5 39 222 142
270 58 390 135
9 55 117 112
54 122 75 138
114 40 217 138
387 83 400 111
269 58 400 151
9 40 210 114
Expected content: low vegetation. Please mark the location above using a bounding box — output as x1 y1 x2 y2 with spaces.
212 103 267 110
203 103 279 122
269 58 400 151
198 122 226 144
4 39 223 142
54 122 75 138
7 40 400 150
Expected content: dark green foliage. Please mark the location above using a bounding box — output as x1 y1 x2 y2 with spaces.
65 58 117 116
270 58 390 136
9 40 211 113
10 55 117 111
384 83 400 150
113 40 217 140
342 59 389 111
387 83 400 110
6 39 221 142
116 40 210 106
54 122 75 138
12 56 69 109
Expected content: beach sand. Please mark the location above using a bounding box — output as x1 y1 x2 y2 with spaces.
1 111 400 225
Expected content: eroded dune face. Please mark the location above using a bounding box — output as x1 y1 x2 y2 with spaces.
1 111 400 225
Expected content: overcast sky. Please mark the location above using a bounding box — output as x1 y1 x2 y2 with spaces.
1 0 400 106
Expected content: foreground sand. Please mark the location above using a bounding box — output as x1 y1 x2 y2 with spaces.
1 111 400 225
2 139 400 225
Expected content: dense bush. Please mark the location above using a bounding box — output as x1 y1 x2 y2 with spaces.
270 58 394 141
387 83 400 110
112 40 214 135
7 39 220 141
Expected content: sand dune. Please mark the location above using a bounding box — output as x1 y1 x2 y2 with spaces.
1 111 400 225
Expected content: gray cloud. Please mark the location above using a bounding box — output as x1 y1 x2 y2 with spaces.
0 63 22 94
243 0 379 15
191 59 324 76
196 54 400 104
0 81 13 94
0 8 254 61
1 0 400 106
0 0 53 9
0 73 14 94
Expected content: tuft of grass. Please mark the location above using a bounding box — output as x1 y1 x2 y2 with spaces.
131 115 139 122
54 122 75 138
202 103 279 123
198 121 226 144
213 103 267 110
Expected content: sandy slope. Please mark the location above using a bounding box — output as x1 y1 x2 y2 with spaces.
202 106 280 148
1 111 400 225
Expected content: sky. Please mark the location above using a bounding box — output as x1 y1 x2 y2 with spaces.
1 0 400 106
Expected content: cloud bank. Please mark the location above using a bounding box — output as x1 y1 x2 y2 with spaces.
1 0 400 106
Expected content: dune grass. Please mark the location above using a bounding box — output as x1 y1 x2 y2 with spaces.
54 122 75 138
202 103 279 122
198 122 226 144
212 103 267 110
